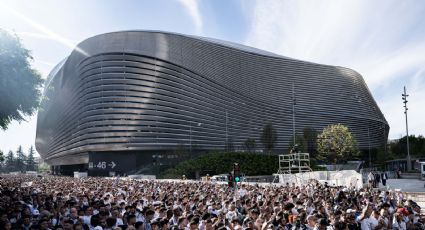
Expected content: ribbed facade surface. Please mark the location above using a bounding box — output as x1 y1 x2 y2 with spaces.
36 31 389 165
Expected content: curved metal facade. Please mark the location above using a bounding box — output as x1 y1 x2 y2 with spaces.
36 31 389 166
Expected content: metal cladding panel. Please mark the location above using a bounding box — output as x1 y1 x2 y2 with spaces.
35 31 389 165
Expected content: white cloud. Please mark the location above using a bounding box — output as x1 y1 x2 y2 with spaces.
176 0 203 33
16 31 80 44
245 0 425 139
1 3 88 56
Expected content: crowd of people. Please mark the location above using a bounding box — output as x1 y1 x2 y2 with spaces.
0 175 423 230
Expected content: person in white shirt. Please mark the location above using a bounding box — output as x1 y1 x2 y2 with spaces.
111 209 124 226
392 213 407 230
357 204 373 230
225 204 238 221
81 207 93 226
377 208 390 230
305 215 317 230
360 216 374 230
368 172 374 189
169 207 182 226
368 210 380 229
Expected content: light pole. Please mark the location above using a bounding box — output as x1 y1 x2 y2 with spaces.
190 122 202 155
402 86 411 171
225 110 228 151
292 83 296 147
382 124 387 157
368 127 371 167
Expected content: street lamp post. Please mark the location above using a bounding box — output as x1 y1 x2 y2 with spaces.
292 83 296 147
225 110 228 151
368 127 371 167
383 124 387 157
402 86 411 171
190 121 202 155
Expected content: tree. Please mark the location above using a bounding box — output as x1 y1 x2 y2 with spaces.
287 134 304 153
27 145 36 171
5 150 15 172
160 151 327 179
15 145 26 172
316 124 359 164
303 127 318 157
37 162 50 173
0 150 4 172
388 135 425 158
0 29 44 130
160 152 279 179
287 127 318 154
261 123 277 154
243 138 256 153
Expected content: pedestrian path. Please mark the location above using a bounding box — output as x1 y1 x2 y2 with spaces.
384 179 425 192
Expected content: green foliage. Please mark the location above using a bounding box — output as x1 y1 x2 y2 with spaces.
5 150 15 172
388 135 425 157
37 162 50 173
303 127 318 157
160 152 279 179
286 127 317 156
287 134 305 153
1 147 40 173
261 123 277 154
26 145 36 171
0 29 44 130
15 145 26 172
243 138 256 153
316 124 359 164
0 150 4 162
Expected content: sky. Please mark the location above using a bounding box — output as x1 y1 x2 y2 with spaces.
0 0 424 156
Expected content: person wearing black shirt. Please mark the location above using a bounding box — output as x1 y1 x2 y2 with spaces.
381 172 388 186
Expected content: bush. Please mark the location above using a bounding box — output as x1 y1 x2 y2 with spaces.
160 152 278 179
159 151 325 179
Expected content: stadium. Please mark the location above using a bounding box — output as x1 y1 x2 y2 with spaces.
35 31 389 175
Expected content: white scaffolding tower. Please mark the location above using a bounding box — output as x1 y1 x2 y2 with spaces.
273 153 313 183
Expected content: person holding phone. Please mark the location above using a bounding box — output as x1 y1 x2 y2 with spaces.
357 204 373 230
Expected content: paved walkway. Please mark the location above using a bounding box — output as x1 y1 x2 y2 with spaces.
380 179 425 193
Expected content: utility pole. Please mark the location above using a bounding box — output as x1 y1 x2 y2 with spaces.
225 110 228 152
368 127 371 167
189 121 192 157
383 124 387 156
402 86 411 171
292 83 296 147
